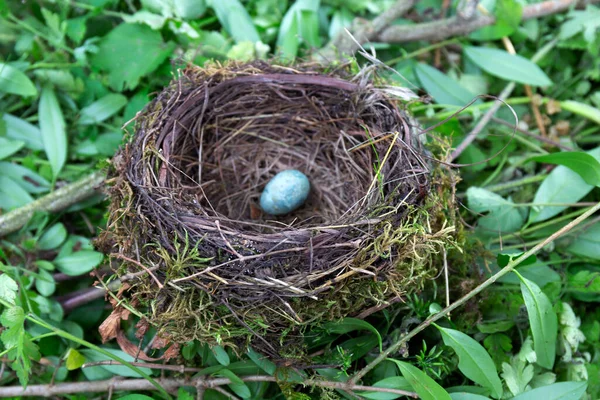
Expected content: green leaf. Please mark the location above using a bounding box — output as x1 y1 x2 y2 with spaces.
358 376 413 399
174 0 207 19
116 395 154 400
390 360 451 400
466 187 525 234
2 114 44 151
496 252 536 269
91 24 175 91
566 269 600 301
208 0 259 43
78 94 127 125
464 46 552 86
54 250 104 276
436 326 503 398
323 317 383 352
0 274 18 304
276 0 320 59
212 345 230 366
0 137 25 160
39 85 67 180
38 223 67 250
65 348 86 370
247 347 277 375
517 275 557 369
0 161 51 194
530 147 600 222
35 268 56 296
560 100 600 125
1 306 40 386
0 63 37 97
0 176 33 210
80 348 152 378
511 381 587 400
216 369 251 399
566 222 600 260
450 394 492 400
415 63 477 106
528 152 600 186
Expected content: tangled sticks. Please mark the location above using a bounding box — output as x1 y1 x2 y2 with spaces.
101 61 456 356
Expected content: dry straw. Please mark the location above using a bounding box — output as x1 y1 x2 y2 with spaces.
99 60 459 357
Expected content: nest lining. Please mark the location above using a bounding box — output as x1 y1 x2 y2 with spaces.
101 61 456 355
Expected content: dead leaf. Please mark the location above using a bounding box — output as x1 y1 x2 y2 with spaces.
135 318 150 339
116 329 162 362
99 310 122 343
162 343 181 361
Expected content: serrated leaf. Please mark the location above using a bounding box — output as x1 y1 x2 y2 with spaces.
38 223 67 250
247 347 276 375
511 381 587 400
0 176 33 210
390 360 451 400
0 63 37 97
530 147 600 222
323 317 382 352
528 152 600 186
91 24 175 91
0 274 18 304
518 275 557 369
65 348 86 370
0 137 25 160
437 326 503 398
54 250 103 276
464 46 552 86
39 85 67 180
78 94 127 125
35 268 56 296
415 63 477 106
2 114 44 151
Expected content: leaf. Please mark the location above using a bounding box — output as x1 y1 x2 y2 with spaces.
65 348 86 370
466 187 525 234
323 317 383 351
80 348 152 378
208 0 259 43
390 360 451 400
518 275 558 369
1 306 41 386
511 381 587 400
115 395 154 400
0 176 33 210
216 369 251 399
436 326 503 398
566 222 600 259
358 376 413 400
38 223 67 250
2 114 44 151
0 274 18 304
464 46 552 86
0 161 51 194
78 94 128 125
174 0 207 19
449 394 492 400
530 147 600 222
39 85 67 180
528 152 600 186
0 63 37 97
276 0 320 59
35 268 56 296
415 64 477 106
247 347 277 375
0 137 25 160
566 269 600 301
560 100 600 125
54 250 104 276
91 23 175 91
212 345 230 366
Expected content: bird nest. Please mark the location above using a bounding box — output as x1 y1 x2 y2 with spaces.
99 61 459 357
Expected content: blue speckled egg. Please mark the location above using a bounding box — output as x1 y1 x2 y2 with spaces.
260 170 310 216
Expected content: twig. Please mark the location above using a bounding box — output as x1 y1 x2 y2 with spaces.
491 117 574 151
83 360 204 373
377 0 596 43
0 170 105 237
111 253 163 289
0 375 418 398
350 200 600 384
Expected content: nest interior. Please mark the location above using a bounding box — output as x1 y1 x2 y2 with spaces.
101 61 458 357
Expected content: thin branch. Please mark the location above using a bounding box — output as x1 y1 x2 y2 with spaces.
350 200 600 384
0 171 105 237
491 117 574 151
0 375 418 398
377 0 595 43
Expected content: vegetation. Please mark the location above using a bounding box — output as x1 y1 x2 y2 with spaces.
0 0 599 399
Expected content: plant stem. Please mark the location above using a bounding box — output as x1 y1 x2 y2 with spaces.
350 200 600 384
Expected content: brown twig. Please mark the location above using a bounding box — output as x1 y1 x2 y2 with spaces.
491 117 573 150
111 253 163 289
350 200 600 384
0 375 419 398
377 0 596 43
